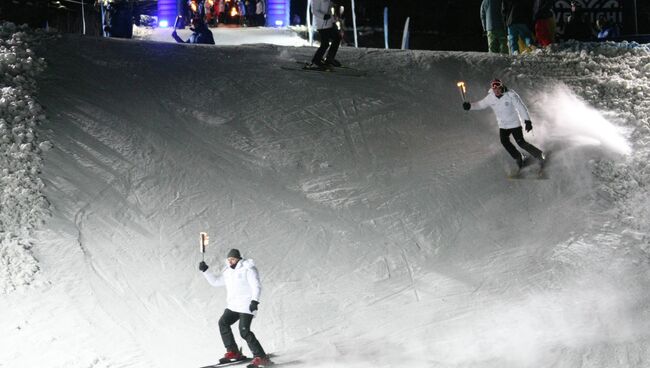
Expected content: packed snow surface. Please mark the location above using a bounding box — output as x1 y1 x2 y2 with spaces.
1 24 650 368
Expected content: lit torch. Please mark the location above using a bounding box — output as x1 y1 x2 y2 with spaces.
200 232 209 261
456 81 467 102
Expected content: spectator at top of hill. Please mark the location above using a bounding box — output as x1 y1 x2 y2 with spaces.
172 16 215 44
596 16 620 40
533 0 556 47
480 0 508 54
502 0 535 54
560 1 593 41
255 0 266 26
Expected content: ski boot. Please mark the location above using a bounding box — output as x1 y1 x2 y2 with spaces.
247 355 273 367
325 58 342 67
305 59 329 71
219 349 245 364
538 152 546 168
516 153 529 170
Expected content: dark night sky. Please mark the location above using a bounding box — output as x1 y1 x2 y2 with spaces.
1 0 648 51
291 0 483 31
290 0 486 50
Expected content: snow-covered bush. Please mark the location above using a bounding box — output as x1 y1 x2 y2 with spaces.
512 41 650 243
0 22 50 293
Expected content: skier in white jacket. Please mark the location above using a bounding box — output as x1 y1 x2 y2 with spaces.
463 78 545 169
199 249 271 367
310 0 342 68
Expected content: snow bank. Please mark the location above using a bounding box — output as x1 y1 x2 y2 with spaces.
0 22 50 293
508 41 650 245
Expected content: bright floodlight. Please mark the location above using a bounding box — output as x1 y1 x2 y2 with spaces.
159 19 169 28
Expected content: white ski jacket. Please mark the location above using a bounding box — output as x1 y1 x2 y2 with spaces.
203 258 261 315
312 0 335 30
470 88 531 129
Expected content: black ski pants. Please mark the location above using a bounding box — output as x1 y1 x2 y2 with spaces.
312 26 341 64
499 127 543 161
219 308 266 358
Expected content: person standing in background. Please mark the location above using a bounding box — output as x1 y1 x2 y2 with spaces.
255 0 266 26
502 0 535 54
480 0 508 54
533 0 556 47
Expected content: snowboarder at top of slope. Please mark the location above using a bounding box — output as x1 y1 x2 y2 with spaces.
463 78 545 169
199 249 272 367
172 16 215 45
310 0 342 68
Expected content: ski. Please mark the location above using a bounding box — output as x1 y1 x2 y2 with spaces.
200 357 252 368
280 64 366 77
507 171 548 180
293 60 363 72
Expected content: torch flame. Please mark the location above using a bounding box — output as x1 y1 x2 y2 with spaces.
456 81 467 102
230 7 238 16
200 232 209 253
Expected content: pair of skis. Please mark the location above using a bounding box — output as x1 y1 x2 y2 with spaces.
200 357 252 368
280 61 367 77
201 356 273 368
200 349 275 368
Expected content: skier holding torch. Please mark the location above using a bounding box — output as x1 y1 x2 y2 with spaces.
461 78 545 173
198 233 272 368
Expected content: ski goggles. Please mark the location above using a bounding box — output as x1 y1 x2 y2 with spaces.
491 81 502 89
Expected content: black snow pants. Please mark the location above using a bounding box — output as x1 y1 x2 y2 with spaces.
312 26 341 64
499 127 543 161
219 308 266 357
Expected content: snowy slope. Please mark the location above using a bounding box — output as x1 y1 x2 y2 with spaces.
1 25 650 368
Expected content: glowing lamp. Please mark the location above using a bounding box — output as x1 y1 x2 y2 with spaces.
157 0 178 30
266 0 289 28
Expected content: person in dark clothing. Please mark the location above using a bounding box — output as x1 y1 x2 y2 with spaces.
502 0 535 54
172 16 215 44
596 16 620 40
561 1 593 41
103 0 135 39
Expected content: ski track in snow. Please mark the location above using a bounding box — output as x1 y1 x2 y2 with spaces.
1 23 650 368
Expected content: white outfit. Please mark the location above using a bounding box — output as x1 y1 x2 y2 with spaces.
203 258 261 315
470 89 530 129
311 0 335 30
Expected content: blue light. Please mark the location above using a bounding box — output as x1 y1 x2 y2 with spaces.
157 0 178 30
266 0 289 28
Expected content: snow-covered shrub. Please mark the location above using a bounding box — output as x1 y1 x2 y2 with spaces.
0 22 50 293
512 41 650 245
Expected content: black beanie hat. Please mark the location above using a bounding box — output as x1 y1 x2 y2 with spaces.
227 248 241 259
